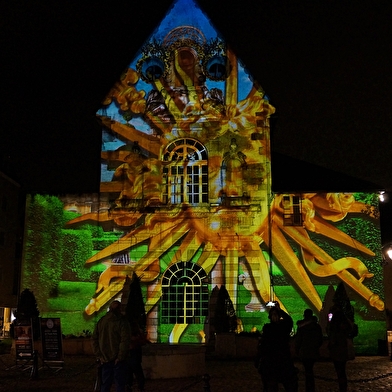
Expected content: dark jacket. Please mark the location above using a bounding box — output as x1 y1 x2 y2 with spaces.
92 311 131 363
295 319 323 360
327 310 354 362
256 309 298 389
257 309 293 365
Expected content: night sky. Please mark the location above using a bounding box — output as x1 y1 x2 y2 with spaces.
1 0 392 239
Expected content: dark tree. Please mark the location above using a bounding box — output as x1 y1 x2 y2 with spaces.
332 282 358 338
214 285 237 333
205 285 220 341
124 273 146 331
333 282 355 321
13 288 40 340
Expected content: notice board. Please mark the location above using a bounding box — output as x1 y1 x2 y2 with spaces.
41 318 64 363
14 321 34 360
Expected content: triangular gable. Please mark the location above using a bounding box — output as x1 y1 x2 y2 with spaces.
97 0 274 206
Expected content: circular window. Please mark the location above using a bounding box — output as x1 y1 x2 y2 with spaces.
206 55 230 80
141 57 165 81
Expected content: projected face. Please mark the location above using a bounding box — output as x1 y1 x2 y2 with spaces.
64 1 383 343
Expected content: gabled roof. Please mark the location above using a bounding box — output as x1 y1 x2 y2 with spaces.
271 151 383 193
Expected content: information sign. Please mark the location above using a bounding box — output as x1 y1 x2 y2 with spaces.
41 318 63 363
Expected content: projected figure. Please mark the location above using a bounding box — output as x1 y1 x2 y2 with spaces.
221 138 247 197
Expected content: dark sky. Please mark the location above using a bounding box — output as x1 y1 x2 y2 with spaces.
1 0 392 238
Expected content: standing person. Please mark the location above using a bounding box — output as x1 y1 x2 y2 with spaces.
327 307 354 392
127 321 147 392
295 309 323 392
256 302 298 392
92 300 131 392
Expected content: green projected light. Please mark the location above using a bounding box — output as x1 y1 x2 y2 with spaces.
21 0 385 353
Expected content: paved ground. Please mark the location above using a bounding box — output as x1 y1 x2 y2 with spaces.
0 354 392 391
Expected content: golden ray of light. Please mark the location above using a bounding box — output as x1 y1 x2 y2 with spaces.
134 227 190 273
85 278 126 315
302 248 384 311
147 220 189 251
302 253 374 281
169 323 188 343
85 231 147 264
101 118 162 157
90 263 160 315
86 219 191 314
312 216 375 256
196 243 221 275
67 210 144 228
86 217 184 264
271 223 323 311
95 265 132 292
225 249 239 309
144 262 162 315
166 229 202 268
96 266 160 293
282 222 370 278
281 223 384 311
133 269 160 282
87 264 161 315
241 241 288 312
145 286 162 313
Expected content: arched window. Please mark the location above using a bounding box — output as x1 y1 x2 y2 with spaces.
161 261 209 324
162 138 208 205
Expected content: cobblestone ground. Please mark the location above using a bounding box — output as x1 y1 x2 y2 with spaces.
0 354 391 391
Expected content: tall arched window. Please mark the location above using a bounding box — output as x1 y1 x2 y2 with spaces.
162 138 208 205
161 261 209 324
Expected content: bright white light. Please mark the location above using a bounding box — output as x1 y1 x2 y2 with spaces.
379 191 385 202
387 248 392 260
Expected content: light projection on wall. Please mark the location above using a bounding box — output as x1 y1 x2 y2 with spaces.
22 0 385 351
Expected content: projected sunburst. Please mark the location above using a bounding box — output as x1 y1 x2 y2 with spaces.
67 24 383 342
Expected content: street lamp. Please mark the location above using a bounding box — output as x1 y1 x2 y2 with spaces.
382 243 392 265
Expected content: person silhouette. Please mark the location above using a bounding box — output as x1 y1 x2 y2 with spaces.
256 302 298 392
327 307 355 392
127 321 147 392
295 309 323 392
92 301 131 392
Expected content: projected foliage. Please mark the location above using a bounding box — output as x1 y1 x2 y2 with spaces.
21 0 385 351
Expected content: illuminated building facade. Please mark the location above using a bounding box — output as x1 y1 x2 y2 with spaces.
21 0 386 353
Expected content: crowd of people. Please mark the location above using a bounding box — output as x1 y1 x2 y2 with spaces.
92 296 357 392
255 301 357 392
